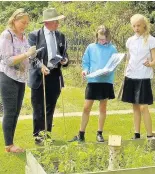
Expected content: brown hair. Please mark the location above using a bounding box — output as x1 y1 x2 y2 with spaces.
7 8 29 30
95 25 111 43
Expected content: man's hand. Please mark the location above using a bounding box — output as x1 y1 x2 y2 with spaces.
41 65 50 75
60 58 68 65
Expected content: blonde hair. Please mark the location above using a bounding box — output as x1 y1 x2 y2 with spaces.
7 8 29 30
130 14 150 44
95 25 111 43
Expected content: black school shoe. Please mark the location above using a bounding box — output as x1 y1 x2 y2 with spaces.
68 135 85 143
34 135 44 146
34 136 54 146
96 134 104 142
131 133 140 140
34 132 54 146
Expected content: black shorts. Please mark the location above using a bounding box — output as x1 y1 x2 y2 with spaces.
121 77 153 105
85 83 115 100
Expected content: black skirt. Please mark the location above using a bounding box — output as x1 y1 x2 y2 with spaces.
121 77 153 105
85 83 115 100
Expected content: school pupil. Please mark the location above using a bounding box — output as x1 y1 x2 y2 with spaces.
69 25 117 142
122 14 155 139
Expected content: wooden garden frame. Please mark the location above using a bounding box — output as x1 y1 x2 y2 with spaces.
25 138 155 174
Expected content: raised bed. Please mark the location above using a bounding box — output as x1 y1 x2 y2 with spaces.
25 138 155 174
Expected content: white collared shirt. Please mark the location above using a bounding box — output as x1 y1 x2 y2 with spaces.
125 34 155 79
44 26 57 67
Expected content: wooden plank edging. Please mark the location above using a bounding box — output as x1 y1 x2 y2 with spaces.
26 139 155 174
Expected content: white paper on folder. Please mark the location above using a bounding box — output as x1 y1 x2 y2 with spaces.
86 53 126 78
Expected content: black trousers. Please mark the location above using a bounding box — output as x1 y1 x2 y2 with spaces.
31 69 61 136
0 72 25 146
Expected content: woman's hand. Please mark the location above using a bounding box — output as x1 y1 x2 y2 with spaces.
9 46 37 66
25 46 36 58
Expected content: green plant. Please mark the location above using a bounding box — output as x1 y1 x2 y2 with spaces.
32 143 109 173
31 142 155 174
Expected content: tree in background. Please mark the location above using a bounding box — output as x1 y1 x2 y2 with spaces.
0 1 48 32
0 1 155 61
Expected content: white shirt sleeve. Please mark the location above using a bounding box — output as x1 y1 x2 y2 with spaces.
149 35 155 50
126 37 131 49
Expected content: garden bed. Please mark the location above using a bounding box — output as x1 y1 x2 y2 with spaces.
25 139 155 174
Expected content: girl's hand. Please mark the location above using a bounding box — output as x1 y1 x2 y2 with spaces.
82 71 87 78
143 59 151 67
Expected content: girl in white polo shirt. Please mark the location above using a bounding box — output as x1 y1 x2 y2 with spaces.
122 14 155 139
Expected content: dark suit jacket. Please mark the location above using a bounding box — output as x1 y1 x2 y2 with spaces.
28 27 68 89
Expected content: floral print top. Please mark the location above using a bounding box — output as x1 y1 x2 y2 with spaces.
0 29 30 83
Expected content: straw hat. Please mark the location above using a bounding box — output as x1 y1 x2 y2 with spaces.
41 8 65 23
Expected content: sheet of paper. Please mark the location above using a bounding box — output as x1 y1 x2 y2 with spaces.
86 53 126 78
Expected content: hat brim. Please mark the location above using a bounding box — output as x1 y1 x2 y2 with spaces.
40 15 65 23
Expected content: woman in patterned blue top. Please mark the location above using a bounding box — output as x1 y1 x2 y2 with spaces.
69 25 117 142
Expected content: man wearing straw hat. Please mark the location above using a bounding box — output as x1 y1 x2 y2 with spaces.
28 8 69 145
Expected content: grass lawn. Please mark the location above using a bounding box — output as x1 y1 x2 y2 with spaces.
0 114 155 174
21 86 155 115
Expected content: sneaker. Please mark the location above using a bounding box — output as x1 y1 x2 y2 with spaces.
147 136 155 140
68 135 85 142
96 134 104 142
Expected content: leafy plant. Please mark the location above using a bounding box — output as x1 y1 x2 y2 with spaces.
31 142 155 174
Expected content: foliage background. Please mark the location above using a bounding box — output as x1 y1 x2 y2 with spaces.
1 1 155 55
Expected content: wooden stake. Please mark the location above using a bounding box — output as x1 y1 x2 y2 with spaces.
108 135 122 171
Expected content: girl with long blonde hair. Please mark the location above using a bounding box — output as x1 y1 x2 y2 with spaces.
122 14 155 139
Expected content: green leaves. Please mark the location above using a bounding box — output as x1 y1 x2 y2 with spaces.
32 142 155 173
1 2 155 58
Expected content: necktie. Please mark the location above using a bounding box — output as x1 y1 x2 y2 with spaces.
50 31 57 58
